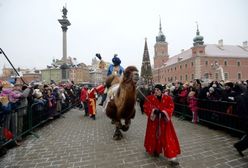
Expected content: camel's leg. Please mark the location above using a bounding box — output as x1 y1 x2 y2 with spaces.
121 119 131 132
113 121 123 140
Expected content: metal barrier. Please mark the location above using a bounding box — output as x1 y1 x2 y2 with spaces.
173 97 245 134
0 99 80 153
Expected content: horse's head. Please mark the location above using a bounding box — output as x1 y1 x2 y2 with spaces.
123 66 139 84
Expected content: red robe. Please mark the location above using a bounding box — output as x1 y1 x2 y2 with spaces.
143 94 181 159
88 88 96 116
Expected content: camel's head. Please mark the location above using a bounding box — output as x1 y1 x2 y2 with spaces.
123 66 139 85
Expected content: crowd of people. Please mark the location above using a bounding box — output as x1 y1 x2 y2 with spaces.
0 80 82 155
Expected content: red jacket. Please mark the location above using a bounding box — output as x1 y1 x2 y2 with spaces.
143 94 181 159
80 87 88 102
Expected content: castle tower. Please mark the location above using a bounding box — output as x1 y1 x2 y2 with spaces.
140 38 153 85
191 22 206 79
154 18 169 68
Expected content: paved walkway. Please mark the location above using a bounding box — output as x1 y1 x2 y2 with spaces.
0 103 247 168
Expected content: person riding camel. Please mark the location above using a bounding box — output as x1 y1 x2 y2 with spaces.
96 53 124 106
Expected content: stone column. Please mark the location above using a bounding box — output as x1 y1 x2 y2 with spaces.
58 6 71 64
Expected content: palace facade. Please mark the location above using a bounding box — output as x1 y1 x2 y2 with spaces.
152 23 248 84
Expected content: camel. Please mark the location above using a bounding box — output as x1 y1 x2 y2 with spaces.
105 66 139 140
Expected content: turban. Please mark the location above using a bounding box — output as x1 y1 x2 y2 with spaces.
112 54 121 66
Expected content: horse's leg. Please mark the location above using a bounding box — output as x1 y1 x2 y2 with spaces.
113 121 123 140
121 119 131 132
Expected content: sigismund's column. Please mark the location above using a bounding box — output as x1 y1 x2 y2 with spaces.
58 6 71 64
58 6 71 81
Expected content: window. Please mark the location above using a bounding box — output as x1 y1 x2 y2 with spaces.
191 62 194 66
185 64 187 68
224 60 227 66
224 73 228 80
175 76 177 80
180 75 182 81
191 74 194 80
175 67 176 71
185 75 188 81
238 73 241 80
237 61 240 66
180 65 182 69
205 61 208 66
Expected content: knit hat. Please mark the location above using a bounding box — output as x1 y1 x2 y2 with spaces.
112 54 121 66
154 84 163 92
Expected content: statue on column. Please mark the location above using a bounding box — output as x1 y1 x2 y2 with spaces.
62 6 68 18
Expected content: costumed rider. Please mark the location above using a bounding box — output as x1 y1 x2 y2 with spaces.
107 54 124 76
143 84 181 166
96 53 124 106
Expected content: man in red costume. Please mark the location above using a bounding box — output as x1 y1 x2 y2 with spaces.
88 88 97 120
80 86 89 116
143 84 181 165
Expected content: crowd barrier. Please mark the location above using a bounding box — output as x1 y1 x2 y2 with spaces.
0 97 81 156
173 97 245 134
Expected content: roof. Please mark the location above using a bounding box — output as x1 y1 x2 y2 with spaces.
163 44 248 67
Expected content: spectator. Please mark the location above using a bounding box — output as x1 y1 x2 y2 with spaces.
233 90 248 157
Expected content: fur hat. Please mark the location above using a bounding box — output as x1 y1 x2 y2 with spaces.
112 54 121 66
154 84 163 92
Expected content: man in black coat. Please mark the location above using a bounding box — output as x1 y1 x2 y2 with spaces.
233 90 248 157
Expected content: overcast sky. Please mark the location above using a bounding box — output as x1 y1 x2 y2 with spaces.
0 0 247 74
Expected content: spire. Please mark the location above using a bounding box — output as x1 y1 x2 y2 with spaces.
144 37 148 51
141 38 153 85
193 21 204 46
196 22 200 35
156 17 166 42
159 16 162 33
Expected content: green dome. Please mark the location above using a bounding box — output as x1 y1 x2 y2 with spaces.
193 27 204 46
156 33 166 42
193 35 204 42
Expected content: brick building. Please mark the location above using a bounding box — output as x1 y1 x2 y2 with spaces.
153 23 248 84
0 66 41 84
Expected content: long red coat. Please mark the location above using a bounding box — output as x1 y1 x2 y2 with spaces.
88 88 96 115
143 94 181 159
